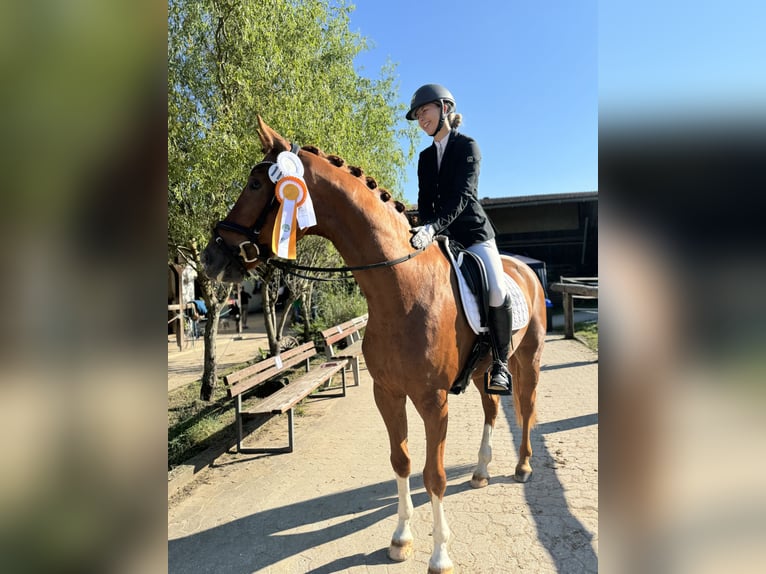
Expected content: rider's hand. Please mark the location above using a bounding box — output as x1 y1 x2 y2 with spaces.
409 223 436 249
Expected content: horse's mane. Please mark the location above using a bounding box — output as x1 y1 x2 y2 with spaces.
300 145 409 218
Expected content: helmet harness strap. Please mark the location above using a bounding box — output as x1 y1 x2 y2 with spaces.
429 99 446 137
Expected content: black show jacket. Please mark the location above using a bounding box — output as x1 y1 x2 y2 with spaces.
416 130 495 248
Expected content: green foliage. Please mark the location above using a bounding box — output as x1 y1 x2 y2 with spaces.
168 356 333 466
168 0 418 262
313 279 368 331
168 383 232 466
575 321 599 352
168 0 417 387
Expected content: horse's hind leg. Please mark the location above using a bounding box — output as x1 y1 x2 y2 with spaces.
511 340 543 482
470 376 499 488
373 383 414 562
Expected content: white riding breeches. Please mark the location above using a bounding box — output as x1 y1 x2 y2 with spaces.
467 238 508 307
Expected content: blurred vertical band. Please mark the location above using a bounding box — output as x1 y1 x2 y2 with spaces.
600 1 766 567
0 1 167 572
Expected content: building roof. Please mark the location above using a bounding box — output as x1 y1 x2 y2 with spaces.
407 191 598 211
479 191 598 209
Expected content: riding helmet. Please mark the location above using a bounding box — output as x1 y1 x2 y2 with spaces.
406 84 456 120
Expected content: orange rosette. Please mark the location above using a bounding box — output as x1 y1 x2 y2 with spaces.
272 176 308 259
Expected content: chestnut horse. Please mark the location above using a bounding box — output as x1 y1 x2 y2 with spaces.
201 117 546 573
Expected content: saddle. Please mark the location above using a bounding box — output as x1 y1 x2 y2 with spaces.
437 237 490 332
435 238 492 395
436 237 529 395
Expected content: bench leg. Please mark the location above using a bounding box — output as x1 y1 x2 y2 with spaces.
236 412 294 455
351 357 360 387
236 397 243 453
287 408 294 453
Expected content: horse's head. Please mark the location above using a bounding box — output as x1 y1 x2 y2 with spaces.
201 117 302 283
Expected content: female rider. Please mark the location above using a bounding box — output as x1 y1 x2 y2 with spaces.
407 83 513 394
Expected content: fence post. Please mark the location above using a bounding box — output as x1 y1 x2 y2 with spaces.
562 293 574 338
549 280 598 340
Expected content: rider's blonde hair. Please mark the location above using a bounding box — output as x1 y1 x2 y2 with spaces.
447 112 463 129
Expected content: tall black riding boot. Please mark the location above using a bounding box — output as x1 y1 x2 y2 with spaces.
487 294 513 394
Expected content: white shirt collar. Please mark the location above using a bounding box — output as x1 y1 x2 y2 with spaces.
435 130 451 170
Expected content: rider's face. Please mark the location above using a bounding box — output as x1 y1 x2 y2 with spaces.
415 102 442 135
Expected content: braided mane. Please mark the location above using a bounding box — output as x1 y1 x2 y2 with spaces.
301 145 408 216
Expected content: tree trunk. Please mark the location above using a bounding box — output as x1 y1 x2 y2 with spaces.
301 289 312 341
198 275 231 401
261 281 279 356
199 303 219 401
277 294 297 342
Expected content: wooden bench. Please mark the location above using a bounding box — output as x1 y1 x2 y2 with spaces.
320 314 368 387
223 341 348 454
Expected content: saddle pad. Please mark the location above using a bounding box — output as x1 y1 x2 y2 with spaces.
441 240 530 335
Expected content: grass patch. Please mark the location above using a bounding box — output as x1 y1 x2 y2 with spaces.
575 321 599 352
168 378 234 468
167 356 330 469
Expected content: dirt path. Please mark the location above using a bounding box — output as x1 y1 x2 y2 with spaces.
168 313 271 393
168 334 598 573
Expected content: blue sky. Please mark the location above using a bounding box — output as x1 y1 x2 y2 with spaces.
348 0 598 204
599 0 766 121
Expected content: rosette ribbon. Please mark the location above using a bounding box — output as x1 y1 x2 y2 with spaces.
271 175 307 259
267 150 317 259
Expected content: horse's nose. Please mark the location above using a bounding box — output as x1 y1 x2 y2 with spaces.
200 246 211 271
200 243 224 280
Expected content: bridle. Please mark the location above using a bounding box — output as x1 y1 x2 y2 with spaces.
212 143 300 270
212 141 428 280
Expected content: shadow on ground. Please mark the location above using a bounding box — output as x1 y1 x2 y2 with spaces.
501 357 599 573
168 464 475 574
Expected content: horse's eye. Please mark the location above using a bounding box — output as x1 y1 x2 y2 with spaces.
249 179 261 190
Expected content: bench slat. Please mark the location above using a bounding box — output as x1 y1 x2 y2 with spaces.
225 342 316 398
243 360 348 415
339 339 362 354
320 315 368 388
225 341 314 384
320 315 368 345
320 316 368 335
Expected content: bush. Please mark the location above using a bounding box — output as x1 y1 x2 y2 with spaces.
313 280 367 332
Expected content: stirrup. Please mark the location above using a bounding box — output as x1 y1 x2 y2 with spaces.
484 365 512 396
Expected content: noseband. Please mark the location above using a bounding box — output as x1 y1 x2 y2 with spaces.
213 142 301 269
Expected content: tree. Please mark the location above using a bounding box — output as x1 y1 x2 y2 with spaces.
168 0 417 400
280 236 345 345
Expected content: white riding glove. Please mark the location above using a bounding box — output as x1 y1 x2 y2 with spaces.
409 223 436 249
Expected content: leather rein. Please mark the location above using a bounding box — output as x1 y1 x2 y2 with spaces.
213 142 427 281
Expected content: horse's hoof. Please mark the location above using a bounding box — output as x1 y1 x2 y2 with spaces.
514 466 532 483
427 565 454 574
387 540 413 562
470 472 489 488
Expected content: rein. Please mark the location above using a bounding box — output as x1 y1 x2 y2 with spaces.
267 245 428 281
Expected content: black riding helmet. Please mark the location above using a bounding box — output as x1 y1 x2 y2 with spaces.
405 83 456 121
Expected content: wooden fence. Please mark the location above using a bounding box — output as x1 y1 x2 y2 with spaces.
549 277 598 339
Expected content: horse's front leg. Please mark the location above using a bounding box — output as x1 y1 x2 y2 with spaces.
471 378 499 488
373 383 414 561
415 390 453 574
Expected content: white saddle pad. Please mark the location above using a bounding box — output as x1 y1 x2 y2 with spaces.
441 240 530 336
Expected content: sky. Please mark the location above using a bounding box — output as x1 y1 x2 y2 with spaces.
599 0 766 121
348 0 598 204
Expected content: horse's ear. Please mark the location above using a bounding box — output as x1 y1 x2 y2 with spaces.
257 115 289 154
